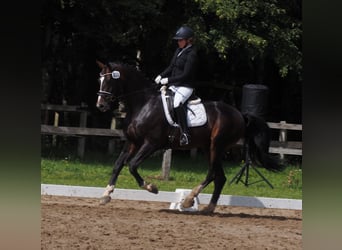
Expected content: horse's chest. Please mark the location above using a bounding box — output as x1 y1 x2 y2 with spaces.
125 108 159 139
126 120 149 139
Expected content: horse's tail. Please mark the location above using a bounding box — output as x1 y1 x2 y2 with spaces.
243 113 285 172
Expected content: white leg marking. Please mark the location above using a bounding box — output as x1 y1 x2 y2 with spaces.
102 185 114 196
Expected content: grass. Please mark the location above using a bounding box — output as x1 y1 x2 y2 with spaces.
41 149 302 199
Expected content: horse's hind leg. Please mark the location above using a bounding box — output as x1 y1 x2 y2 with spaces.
182 144 227 213
202 142 227 213
182 146 216 208
202 164 226 213
181 170 214 208
182 164 226 213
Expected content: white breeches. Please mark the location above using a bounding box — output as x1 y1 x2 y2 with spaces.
169 86 193 108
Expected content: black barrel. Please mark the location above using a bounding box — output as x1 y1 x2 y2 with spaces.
240 84 269 118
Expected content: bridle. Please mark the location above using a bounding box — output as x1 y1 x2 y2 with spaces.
97 68 156 102
97 70 121 100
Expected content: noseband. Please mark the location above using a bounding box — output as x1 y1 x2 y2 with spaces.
97 90 113 98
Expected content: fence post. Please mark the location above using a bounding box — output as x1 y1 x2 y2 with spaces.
162 149 172 180
190 148 197 159
279 120 288 160
52 112 59 146
77 110 87 159
43 109 49 125
108 117 116 155
42 109 50 147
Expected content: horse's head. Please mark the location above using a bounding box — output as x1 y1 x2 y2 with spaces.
96 60 155 112
96 60 124 112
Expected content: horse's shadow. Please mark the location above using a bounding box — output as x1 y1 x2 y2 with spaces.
158 209 302 221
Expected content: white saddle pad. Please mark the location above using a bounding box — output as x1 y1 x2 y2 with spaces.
161 90 207 127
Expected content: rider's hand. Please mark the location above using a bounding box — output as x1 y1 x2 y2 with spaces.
159 85 167 92
154 75 162 84
160 78 168 85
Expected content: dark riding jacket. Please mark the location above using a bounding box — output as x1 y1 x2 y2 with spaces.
160 45 198 88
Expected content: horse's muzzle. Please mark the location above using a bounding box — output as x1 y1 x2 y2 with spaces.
96 102 109 112
96 94 111 112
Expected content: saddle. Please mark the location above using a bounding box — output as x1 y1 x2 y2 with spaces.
160 87 207 127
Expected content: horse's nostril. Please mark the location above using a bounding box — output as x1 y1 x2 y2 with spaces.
97 103 108 112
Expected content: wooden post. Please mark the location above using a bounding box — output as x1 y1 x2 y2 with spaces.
279 121 287 160
190 148 197 159
42 109 50 147
62 99 69 126
108 117 116 155
62 100 69 147
44 109 49 125
77 111 87 159
52 112 59 146
162 149 172 180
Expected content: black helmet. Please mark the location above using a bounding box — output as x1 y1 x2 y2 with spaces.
173 26 194 40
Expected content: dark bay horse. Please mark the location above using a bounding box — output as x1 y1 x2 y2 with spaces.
96 61 283 213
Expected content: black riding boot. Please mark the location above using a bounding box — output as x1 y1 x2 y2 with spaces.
174 105 190 145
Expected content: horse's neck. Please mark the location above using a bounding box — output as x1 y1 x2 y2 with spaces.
121 68 155 118
123 88 155 117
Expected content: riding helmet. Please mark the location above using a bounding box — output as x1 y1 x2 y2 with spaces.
173 26 194 40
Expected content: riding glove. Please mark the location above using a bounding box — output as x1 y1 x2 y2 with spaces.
160 78 168 85
154 75 162 84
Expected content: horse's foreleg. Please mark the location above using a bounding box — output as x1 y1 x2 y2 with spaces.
128 142 159 194
100 143 136 205
100 151 127 205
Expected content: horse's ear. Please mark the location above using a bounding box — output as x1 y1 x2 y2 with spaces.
96 60 105 69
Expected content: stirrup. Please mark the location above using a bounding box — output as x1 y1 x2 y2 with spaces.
180 133 190 146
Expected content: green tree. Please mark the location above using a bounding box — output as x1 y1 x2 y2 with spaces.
41 0 165 105
41 0 302 122
193 0 302 82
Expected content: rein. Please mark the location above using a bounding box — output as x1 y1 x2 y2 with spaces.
117 87 156 100
98 86 156 102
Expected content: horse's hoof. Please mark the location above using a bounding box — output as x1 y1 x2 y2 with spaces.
201 203 216 214
182 196 194 208
99 195 111 205
147 183 159 194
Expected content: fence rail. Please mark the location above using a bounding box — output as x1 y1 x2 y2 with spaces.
41 124 124 137
41 104 302 160
267 121 302 157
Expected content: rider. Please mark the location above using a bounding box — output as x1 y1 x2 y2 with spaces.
155 26 198 146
